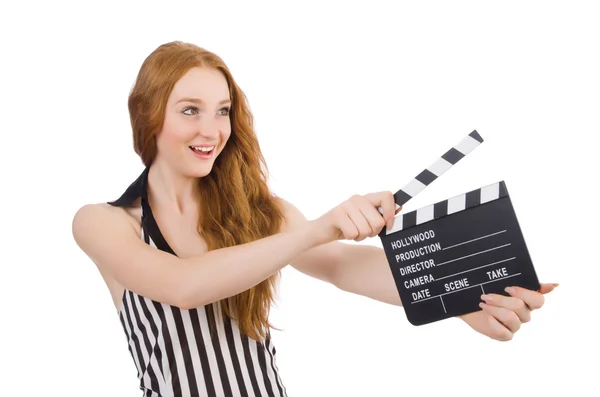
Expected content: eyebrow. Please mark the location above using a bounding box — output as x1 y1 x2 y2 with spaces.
176 97 231 105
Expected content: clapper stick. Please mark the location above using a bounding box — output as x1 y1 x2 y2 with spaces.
379 130 484 216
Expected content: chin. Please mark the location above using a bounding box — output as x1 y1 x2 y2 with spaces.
187 165 214 179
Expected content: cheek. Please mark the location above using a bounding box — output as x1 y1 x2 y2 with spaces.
158 120 196 149
220 120 232 142
220 129 232 144
157 130 187 153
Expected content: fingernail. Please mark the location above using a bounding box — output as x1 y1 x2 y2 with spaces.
481 294 492 302
553 283 560 287
505 287 515 294
479 302 487 309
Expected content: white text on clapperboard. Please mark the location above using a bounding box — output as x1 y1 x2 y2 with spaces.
389 229 514 302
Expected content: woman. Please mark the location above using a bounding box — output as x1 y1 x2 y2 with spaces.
72 41 557 397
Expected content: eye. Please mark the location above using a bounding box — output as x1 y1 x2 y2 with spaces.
218 107 231 116
182 106 199 116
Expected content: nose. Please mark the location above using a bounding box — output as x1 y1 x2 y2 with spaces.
197 117 220 139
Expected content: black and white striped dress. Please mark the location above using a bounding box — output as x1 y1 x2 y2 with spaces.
109 167 288 397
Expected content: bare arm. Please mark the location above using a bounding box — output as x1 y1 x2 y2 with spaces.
328 243 402 306
280 198 402 306
72 203 331 309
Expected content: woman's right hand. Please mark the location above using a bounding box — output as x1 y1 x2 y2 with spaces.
313 192 401 244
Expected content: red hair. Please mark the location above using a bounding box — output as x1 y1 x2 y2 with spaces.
128 41 284 341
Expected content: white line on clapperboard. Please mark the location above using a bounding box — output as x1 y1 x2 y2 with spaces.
419 231 514 312
435 257 516 281
415 253 518 313
442 230 507 251
439 229 509 298
437 243 511 266
411 273 522 305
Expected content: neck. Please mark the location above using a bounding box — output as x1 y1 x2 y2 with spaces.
147 159 198 215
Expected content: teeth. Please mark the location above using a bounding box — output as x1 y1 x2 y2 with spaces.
191 146 214 152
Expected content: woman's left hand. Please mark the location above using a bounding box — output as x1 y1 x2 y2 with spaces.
459 283 558 341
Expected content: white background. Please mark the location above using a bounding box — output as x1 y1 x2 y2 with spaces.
1 1 598 396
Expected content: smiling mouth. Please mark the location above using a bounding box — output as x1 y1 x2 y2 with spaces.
189 145 216 156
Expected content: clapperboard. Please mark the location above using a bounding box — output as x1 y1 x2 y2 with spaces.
379 130 540 326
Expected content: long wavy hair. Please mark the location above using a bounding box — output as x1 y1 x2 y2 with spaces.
128 41 284 341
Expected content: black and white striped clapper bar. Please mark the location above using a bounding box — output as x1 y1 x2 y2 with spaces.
379 130 540 326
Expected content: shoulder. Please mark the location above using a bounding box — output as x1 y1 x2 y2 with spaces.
72 201 142 243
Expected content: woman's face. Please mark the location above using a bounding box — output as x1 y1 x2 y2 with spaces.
156 66 232 178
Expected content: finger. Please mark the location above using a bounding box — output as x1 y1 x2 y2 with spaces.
332 205 360 240
367 191 396 229
357 198 387 237
338 211 360 240
539 283 559 294
378 204 403 230
349 195 386 238
344 199 372 241
481 293 531 323
478 307 514 341
505 286 545 310
479 302 521 335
